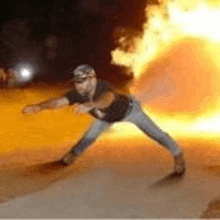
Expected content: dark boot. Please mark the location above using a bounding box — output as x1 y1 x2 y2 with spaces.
59 150 78 166
173 153 186 176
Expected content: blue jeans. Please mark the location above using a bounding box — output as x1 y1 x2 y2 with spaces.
73 96 182 157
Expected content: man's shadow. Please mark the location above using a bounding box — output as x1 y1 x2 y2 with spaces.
0 160 77 204
30 160 70 174
149 171 186 189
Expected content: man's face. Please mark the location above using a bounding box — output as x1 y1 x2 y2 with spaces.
74 77 94 95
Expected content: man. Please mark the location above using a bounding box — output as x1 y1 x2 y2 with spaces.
22 64 186 176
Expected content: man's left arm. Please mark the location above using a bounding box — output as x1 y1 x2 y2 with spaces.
93 92 115 109
74 92 115 114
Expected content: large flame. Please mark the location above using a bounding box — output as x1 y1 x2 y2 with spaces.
110 0 220 138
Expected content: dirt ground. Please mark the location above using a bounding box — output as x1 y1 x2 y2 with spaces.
0 85 219 218
0 138 219 218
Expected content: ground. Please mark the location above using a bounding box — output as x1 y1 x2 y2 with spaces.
0 85 219 218
0 138 219 218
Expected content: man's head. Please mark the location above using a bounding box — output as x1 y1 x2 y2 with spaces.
72 64 97 95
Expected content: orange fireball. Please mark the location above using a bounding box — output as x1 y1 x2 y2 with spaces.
111 0 220 138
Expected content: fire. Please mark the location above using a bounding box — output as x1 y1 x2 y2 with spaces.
112 0 220 79
110 0 220 138
169 1 220 42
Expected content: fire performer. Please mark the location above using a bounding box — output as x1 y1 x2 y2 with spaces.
22 64 186 176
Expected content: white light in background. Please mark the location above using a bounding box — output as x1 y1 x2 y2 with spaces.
20 68 33 80
14 62 35 83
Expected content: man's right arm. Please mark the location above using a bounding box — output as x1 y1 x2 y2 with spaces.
22 96 70 114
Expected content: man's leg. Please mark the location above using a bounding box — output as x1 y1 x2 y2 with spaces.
132 111 182 155
59 119 111 166
124 99 185 175
131 111 185 175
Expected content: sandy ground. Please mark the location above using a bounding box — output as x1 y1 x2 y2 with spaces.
0 85 219 218
0 138 219 218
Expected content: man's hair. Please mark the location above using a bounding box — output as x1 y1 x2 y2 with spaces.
73 64 96 82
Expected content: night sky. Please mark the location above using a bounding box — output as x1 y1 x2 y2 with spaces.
0 0 154 85
0 1 49 25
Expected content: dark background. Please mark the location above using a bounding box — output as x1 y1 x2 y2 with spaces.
0 0 158 85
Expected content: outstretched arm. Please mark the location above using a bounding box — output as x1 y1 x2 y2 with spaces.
93 92 115 109
22 96 70 114
74 92 115 114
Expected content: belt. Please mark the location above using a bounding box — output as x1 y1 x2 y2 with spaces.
125 97 134 116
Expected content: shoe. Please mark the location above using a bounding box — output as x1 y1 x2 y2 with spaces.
59 150 78 166
173 153 186 176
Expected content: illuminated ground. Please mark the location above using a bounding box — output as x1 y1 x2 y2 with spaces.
0 137 219 218
0 85 219 218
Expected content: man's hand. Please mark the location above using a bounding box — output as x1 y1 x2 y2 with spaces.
22 104 42 115
74 102 94 114
22 97 70 115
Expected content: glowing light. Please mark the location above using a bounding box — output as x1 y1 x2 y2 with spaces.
20 68 32 80
14 62 35 82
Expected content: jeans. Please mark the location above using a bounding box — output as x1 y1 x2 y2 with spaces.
72 96 182 157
